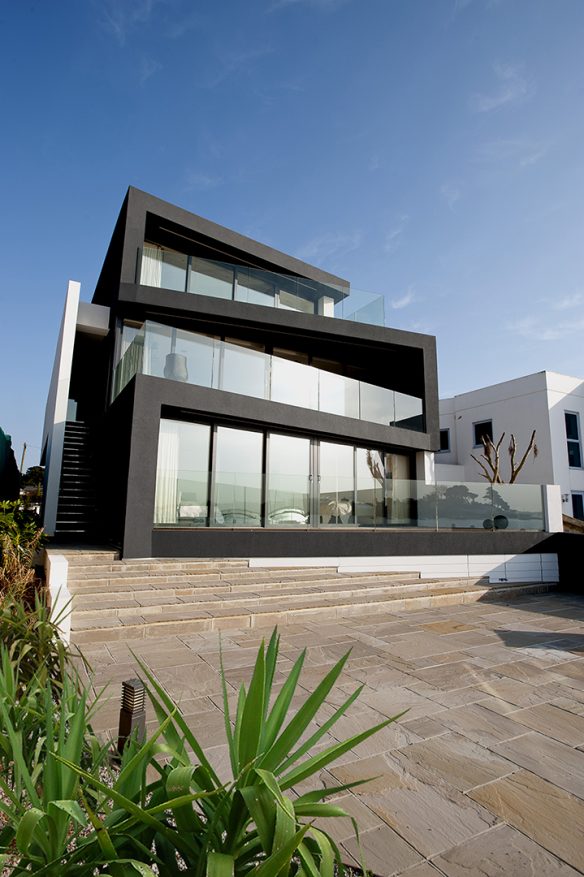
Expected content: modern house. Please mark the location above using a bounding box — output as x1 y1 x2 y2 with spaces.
41 188 564 580
437 371 584 520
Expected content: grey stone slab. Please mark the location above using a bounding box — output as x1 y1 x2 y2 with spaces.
470 770 584 872
341 825 422 876
510 702 584 746
390 731 517 792
492 731 584 799
331 753 498 858
435 702 525 747
432 823 582 876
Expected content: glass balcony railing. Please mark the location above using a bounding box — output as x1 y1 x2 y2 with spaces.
154 469 546 531
112 321 424 431
137 245 389 328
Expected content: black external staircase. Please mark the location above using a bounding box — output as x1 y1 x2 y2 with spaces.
55 421 98 537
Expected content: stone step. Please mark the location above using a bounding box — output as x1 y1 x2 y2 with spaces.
66 559 252 577
66 564 395 584
70 580 559 644
67 570 425 595
70 575 489 618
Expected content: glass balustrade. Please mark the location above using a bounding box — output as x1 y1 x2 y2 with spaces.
112 321 425 432
154 467 546 533
138 245 396 330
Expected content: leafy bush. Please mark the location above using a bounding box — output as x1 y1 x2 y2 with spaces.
0 501 45 605
0 596 71 690
0 628 401 875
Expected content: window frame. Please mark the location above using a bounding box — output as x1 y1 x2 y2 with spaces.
565 411 583 470
438 428 450 453
473 419 493 449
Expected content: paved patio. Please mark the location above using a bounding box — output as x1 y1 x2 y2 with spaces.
83 592 584 876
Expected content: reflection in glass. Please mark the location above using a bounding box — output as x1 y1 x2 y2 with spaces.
221 340 267 399
319 442 354 525
271 356 318 409
154 420 210 526
355 448 386 526
235 269 275 307
279 288 315 314
189 258 234 300
384 453 412 526
360 383 394 426
161 249 188 292
267 434 310 526
319 370 359 419
393 392 424 431
213 427 263 526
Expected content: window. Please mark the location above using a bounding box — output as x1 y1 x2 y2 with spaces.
572 493 584 521
473 420 493 447
439 429 450 452
565 412 582 469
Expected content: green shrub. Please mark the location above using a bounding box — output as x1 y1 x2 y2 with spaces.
0 500 45 605
0 628 401 875
0 595 71 690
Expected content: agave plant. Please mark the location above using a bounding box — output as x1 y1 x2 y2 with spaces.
58 628 404 876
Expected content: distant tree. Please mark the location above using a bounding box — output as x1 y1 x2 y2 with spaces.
21 466 44 488
471 430 538 484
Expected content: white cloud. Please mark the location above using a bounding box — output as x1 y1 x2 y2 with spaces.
139 56 161 85
440 182 461 209
551 293 584 311
470 61 533 113
475 138 548 167
391 287 415 310
98 0 166 46
508 315 584 342
295 230 362 263
269 0 351 11
184 171 223 191
383 214 409 253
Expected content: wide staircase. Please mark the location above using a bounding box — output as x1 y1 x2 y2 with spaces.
56 550 560 645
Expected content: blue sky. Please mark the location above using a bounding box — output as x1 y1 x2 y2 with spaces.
1 0 584 467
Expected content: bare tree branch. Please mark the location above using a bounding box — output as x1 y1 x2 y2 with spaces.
509 429 537 483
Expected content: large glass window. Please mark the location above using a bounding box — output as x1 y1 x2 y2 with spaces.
154 420 210 526
189 258 234 300
319 370 359 419
213 427 263 526
355 448 386 526
235 268 275 307
565 412 582 468
319 442 354 525
473 420 493 447
270 351 318 409
221 340 267 399
267 434 310 526
161 249 188 292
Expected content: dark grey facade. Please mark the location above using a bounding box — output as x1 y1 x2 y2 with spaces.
58 187 443 558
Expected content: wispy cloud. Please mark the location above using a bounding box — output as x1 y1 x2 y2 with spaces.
269 0 351 11
184 171 223 192
165 10 202 39
391 287 415 310
98 0 166 46
508 315 584 342
551 293 584 311
383 214 409 253
470 61 533 113
295 230 362 264
440 182 461 209
204 47 274 89
475 137 548 167
139 56 161 85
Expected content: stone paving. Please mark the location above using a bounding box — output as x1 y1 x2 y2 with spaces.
82 592 584 876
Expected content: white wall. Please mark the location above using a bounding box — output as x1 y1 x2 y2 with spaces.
546 372 584 514
42 282 80 536
438 372 554 484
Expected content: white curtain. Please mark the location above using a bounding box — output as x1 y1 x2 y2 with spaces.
154 422 179 523
141 245 163 287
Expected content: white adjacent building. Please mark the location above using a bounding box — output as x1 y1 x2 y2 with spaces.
436 371 584 520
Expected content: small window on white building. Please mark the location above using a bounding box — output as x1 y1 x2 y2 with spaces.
473 419 493 448
439 429 450 452
572 492 584 521
565 412 582 468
